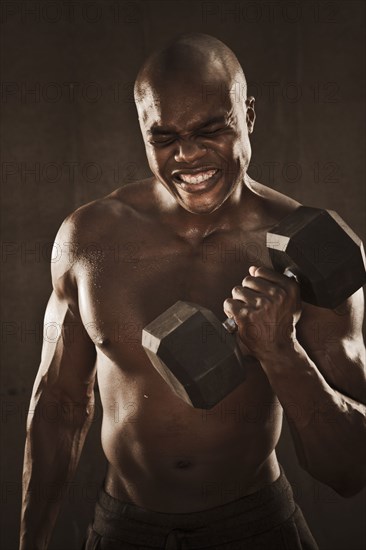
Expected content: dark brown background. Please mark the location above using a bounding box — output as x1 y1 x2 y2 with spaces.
1 1 365 549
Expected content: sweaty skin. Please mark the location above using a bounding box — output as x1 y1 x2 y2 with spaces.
79 179 287 509
20 34 366 549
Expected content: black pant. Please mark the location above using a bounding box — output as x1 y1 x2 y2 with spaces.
83 468 318 549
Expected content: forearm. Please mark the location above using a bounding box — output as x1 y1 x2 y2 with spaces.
261 342 366 496
20 391 94 550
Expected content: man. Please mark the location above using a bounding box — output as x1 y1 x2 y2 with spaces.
20 33 366 549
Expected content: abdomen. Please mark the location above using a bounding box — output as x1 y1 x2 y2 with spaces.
97 354 283 512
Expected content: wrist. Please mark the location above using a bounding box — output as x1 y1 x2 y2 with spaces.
257 338 306 373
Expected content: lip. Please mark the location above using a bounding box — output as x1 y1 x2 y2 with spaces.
172 167 222 194
172 165 219 178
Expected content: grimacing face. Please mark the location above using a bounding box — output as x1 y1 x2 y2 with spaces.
136 74 256 215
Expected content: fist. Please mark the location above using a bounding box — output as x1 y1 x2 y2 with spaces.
223 266 302 360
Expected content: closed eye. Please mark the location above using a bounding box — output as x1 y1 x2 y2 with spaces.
148 126 229 145
149 137 176 146
198 126 227 136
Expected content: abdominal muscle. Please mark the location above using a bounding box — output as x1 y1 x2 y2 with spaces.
98 356 283 513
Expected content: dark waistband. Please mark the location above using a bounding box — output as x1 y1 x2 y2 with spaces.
93 467 296 547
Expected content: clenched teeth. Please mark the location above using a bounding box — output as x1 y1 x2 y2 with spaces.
178 169 218 184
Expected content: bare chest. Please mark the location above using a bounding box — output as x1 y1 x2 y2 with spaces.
75 226 271 362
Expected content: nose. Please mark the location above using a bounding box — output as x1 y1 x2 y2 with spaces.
174 138 207 164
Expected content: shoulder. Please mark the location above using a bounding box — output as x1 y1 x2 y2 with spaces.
245 175 301 227
55 177 156 247
51 178 156 300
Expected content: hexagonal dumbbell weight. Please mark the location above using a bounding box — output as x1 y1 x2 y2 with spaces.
142 301 257 409
142 206 366 409
267 206 366 309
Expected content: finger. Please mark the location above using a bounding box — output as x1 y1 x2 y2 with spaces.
223 297 252 321
242 275 280 295
250 265 297 290
232 285 261 306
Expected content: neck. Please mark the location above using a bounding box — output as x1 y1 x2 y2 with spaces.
155 174 255 241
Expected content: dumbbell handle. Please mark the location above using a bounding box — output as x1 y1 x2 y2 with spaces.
222 268 297 334
222 317 238 334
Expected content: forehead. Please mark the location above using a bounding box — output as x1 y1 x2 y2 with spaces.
137 73 242 132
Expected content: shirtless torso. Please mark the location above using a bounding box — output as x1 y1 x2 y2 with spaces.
60 176 298 513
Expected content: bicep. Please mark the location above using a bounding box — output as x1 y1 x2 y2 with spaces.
297 289 366 404
32 290 97 405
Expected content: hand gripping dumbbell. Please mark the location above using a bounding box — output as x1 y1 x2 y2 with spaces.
142 206 366 409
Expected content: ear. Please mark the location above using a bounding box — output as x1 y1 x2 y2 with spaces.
245 96 256 134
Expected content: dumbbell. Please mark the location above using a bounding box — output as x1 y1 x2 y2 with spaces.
142 206 366 409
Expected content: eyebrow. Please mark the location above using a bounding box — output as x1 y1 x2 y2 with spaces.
148 116 227 136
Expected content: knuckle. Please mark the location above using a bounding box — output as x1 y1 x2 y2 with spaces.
256 297 264 308
245 310 255 323
276 288 286 301
255 267 265 277
267 286 276 297
237 308 248 321
263 298 271 308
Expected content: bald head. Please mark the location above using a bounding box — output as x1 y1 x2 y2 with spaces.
134 33 247 106
132 33 256 215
